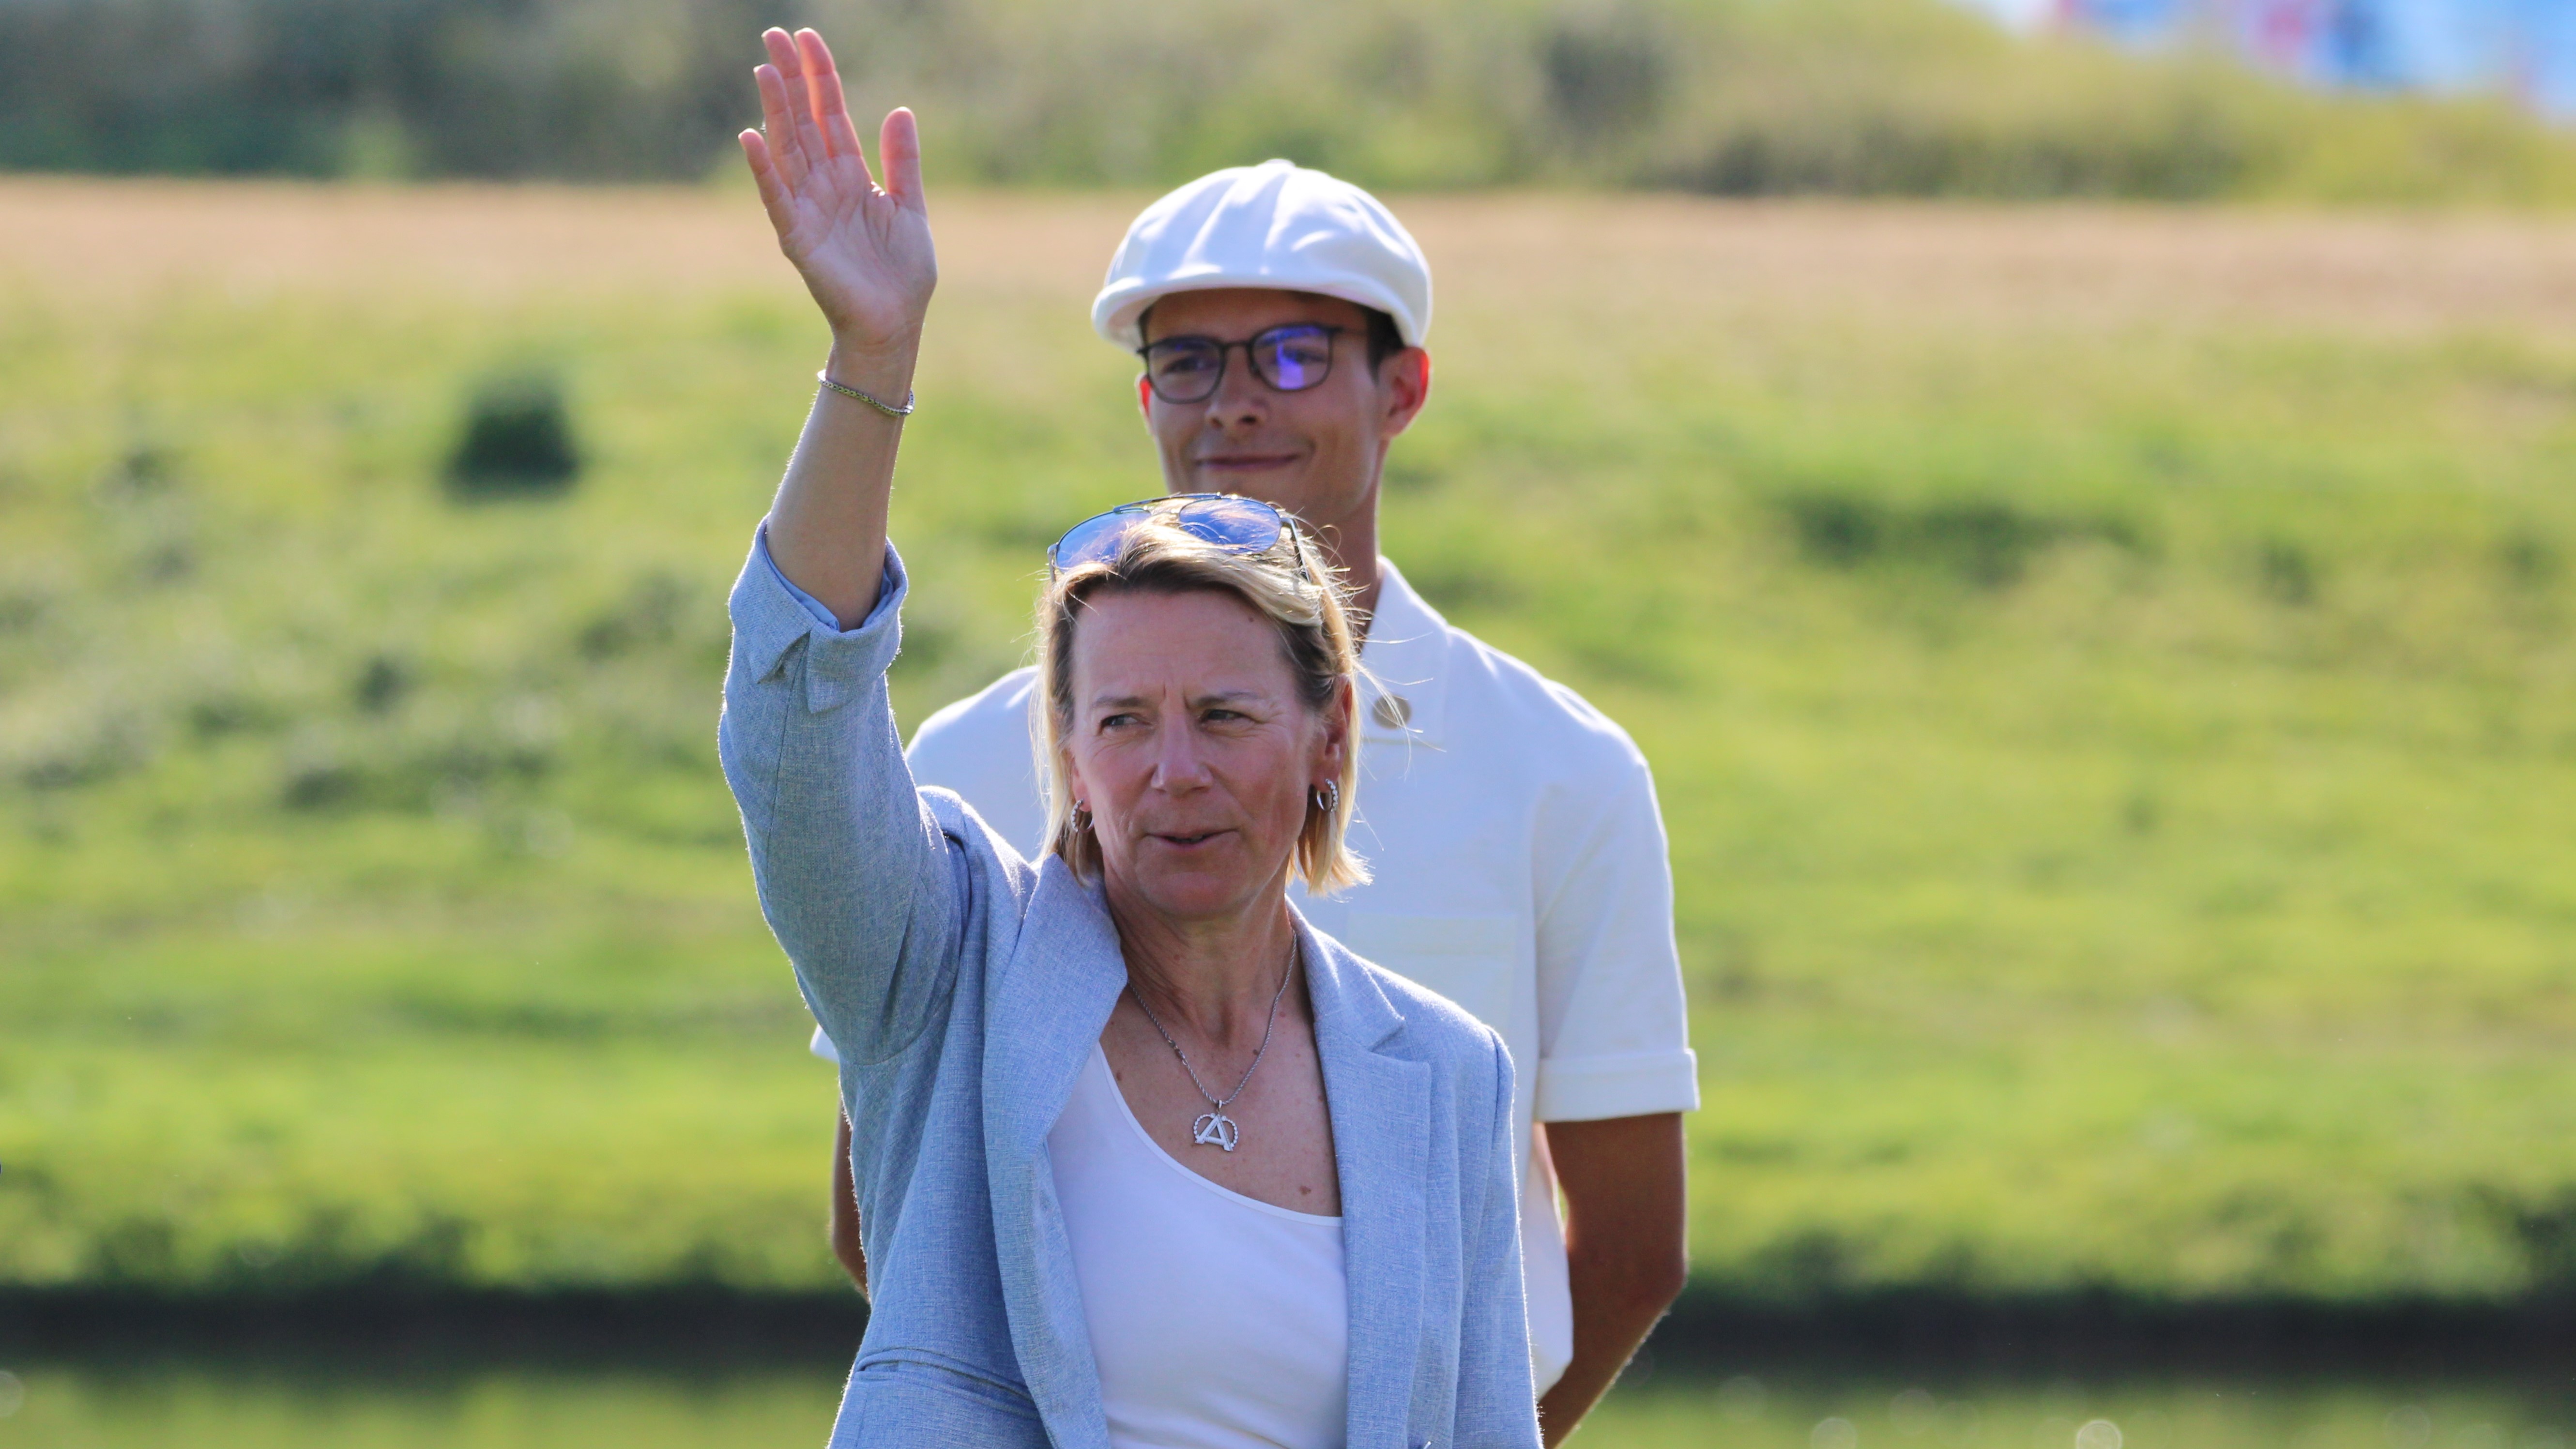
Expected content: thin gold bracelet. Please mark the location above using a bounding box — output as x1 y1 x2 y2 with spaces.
816 371 915 419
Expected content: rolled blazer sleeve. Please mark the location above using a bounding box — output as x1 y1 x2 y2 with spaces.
720 529 968 1068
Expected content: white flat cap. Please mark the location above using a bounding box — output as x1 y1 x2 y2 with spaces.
1092 159 1432 351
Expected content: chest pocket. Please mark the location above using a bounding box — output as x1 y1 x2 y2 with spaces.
1339 912 1521 1038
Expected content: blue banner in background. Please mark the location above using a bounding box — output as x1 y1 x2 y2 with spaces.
2521 0 2576 115
2036 0 2576 116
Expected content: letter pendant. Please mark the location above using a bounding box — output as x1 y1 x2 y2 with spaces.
1191 1112 1240 1152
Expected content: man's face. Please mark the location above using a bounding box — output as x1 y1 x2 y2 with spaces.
1137 289 1430 544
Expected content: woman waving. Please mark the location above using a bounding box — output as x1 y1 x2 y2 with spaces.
719 27 1537 1449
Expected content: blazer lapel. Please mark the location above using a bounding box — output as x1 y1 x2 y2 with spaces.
1300 911 1431 1449
983 858 1127 1449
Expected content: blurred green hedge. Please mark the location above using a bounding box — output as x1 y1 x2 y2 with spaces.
7 0 2576 201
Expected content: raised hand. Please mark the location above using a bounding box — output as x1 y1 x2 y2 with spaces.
739 28 936 365
741 28 931 625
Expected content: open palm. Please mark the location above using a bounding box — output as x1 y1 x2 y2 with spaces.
739 28 935 355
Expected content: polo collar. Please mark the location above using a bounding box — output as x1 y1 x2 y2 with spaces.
1355 557 1449 748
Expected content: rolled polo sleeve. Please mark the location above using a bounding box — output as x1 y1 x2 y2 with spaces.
1529 740 1700 1123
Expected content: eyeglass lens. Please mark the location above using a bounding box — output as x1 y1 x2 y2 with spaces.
1143 325 1336 403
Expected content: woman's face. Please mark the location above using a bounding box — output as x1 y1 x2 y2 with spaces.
1063 587 1346 925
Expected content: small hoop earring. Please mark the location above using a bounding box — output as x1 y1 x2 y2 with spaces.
1070 802 1092 834
1311 781 1339 818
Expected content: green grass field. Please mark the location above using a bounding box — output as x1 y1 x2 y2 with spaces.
5 180 2575 1304
5 1360 2553 1449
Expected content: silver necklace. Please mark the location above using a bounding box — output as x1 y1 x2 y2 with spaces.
1126 944 1296 1153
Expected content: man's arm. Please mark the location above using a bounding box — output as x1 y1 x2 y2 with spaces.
830 1111 868 1296
1536 1112 1688 1446
1524 713 1697 1440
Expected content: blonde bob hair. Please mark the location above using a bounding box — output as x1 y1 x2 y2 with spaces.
1034 505 1369 897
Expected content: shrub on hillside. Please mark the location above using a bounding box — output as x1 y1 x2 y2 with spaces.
445 372 581 501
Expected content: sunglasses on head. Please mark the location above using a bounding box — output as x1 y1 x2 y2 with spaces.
1046 494 1309 580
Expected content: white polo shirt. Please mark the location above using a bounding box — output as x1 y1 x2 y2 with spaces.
812 557 1698 1393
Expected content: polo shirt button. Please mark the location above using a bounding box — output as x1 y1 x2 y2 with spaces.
1372 694 1413 728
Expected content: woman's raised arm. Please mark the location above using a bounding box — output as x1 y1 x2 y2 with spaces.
740 27 936 627
721 28 961 1068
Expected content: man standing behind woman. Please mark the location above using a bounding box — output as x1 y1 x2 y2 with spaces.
818 156 1700 1441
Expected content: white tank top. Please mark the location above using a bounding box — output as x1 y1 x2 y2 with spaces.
1047 1045 1349 1449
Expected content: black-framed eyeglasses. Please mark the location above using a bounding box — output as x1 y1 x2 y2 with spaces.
1137 324 1344 404
1047 493 1310 580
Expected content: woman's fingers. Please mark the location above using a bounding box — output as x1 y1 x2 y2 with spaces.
752 62 805 190
758 29 814 183
761 26 800 78
803 29 873 181
782 29 838 178
880 107 925 212
738 130 796 239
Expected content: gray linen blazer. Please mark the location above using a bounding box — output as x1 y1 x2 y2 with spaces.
719 536 1540 1449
